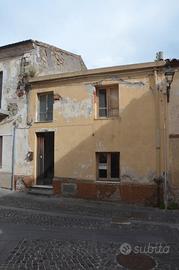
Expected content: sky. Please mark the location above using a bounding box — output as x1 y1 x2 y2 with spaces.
0 0 179 68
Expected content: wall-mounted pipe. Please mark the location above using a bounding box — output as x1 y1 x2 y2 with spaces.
11 123 16 191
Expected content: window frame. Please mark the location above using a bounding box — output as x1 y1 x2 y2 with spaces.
37 92 54 122
95 84 119 119
96 152 120 182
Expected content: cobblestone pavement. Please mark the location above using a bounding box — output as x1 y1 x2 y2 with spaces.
1 239 179 270
0 191 178 224
0 190 178 269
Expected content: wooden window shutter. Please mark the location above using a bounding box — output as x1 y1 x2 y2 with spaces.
109 86 119 117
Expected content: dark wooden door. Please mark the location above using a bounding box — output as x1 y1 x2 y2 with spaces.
36 132 54 185
37 134 45 184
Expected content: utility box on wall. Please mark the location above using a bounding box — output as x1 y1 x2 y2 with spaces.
61 183 77 196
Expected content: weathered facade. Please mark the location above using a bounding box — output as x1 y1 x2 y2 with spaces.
0 40 86 189
169 68 179 201
1 40 179 205
27 61 179 204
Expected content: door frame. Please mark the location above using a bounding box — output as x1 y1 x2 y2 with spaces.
35 131 55 186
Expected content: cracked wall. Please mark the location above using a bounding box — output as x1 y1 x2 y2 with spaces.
29 73 157 186
0 41 87 188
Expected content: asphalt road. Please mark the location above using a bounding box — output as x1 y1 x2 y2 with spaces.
0 191 178 269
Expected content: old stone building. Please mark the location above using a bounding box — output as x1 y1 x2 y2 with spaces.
0 40 86 189
27 60 179 204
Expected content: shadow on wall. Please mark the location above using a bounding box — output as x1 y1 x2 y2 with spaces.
53 90 160 204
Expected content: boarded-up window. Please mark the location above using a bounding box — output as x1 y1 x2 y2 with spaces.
0 72 3 109
96 85 119 118
0 136 2 168
38 93 53 122
96 152 120 181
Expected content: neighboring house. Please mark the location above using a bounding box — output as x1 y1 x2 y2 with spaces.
27 60 179 204
0 40 86 189
169 67 179 201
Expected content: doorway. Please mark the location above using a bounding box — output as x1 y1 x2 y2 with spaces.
36 132 54 185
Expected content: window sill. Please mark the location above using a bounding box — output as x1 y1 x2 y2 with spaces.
94 116 120 120
34 121 53 123
96 180 120 184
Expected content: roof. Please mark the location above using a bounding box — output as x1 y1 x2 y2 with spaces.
29 60 166 84
0 39 34 50
0 40 86 67
0 39 79 57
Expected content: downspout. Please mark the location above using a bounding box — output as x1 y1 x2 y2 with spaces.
11 122 16 191
163 94 168 210
152 69 163 206
153 68 169 208
153 70 161 177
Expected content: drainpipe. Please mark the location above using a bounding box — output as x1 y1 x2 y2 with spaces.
152 69 163 206
153 70 161 177
163 64 175 210
11 122 16 191
163 95 168 209
163 77 171 210
154 68 169 209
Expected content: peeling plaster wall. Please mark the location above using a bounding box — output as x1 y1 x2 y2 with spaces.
56 85 94 121
14 128 32 175
0 57 22 188
169 70 179 135
29 73 157 185
0 42 87 188
33 44 86 76
169 70 179 188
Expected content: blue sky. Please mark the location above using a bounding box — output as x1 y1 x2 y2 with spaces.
1 0 179 68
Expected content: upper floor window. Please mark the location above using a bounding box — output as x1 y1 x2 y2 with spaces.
38 92 53 122
96 85 119 118
96 152 120 181
0 72 3 109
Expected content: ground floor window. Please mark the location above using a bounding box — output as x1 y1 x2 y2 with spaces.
96 152 120 181
0 136 2 168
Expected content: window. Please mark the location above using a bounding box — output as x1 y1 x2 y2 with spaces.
96 85 119 118
0 72 3 109
0 136 2 168
38 92 53 122
96 152 120 181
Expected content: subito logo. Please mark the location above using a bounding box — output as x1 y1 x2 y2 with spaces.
119 243 132 255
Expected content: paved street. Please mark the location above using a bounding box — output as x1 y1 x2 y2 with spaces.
0 190 178 269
